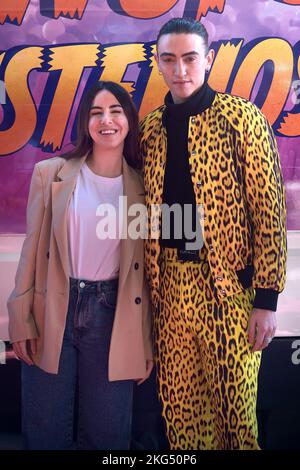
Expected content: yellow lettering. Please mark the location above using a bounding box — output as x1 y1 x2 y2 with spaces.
40 0 88 19
231 38 293 125
0 47 43 155
275 0 300 5
139 45 168 119
277 54 300 137
194 0 225 20
108 0 178 19
100 43 147 95
208 41 243 92
0 0 30 25
41 44 99 150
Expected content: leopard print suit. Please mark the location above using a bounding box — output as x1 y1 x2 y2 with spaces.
140 92 287 450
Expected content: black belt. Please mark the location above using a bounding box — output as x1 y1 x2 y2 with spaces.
176 248 201 263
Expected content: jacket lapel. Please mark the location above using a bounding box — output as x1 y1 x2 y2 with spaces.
51 154 87 280
51 154 143 284
143 113 167 302
118 159 145 287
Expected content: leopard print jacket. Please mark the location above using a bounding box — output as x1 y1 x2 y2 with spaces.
140 92 287 310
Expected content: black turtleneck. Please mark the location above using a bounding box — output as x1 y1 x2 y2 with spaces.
160 82 216 248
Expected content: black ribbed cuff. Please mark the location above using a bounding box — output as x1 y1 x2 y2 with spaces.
253 288 279 311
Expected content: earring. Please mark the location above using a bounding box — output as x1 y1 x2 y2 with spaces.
158 70 162 75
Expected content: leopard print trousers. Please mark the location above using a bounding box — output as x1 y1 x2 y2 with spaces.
154 247 261 450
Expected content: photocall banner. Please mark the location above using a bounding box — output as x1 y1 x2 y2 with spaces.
0 0 299 232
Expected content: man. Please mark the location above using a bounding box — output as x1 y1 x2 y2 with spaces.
140 17 287 450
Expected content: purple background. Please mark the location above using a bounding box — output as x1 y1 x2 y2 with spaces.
0 0 300 232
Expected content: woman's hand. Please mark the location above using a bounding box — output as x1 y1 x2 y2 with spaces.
12 339 37 366
136 359 154 385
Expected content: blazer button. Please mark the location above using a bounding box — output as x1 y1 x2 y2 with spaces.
135 297 141 305
134 262 139 270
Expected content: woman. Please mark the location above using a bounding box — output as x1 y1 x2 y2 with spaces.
7 81 153 450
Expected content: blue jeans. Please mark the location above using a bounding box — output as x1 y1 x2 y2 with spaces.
22 277 134 450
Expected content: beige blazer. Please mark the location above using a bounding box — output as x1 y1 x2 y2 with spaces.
7 154 153 380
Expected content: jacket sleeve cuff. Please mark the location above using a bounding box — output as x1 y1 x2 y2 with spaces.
253 288 279 311
7 287 39 342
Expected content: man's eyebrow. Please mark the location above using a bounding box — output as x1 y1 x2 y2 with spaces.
159 52 176 58
182 51 199 58
159 51 199 58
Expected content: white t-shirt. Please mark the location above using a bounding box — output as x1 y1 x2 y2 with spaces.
67 162 123 281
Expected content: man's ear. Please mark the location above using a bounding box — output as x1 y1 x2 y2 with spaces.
206 48 215 71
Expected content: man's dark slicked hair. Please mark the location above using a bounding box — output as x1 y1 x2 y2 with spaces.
156 17 209 53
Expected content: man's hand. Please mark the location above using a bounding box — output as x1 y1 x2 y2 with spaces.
136 359 154 386
248 308 277 352
12 339 37 366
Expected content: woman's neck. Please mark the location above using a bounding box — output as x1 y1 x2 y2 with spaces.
86 149 123 177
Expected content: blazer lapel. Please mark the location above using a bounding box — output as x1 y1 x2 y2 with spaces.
51 155 87 280
51 154 143 284
118 159 145 287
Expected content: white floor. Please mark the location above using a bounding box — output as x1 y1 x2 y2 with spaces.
0 233 299 340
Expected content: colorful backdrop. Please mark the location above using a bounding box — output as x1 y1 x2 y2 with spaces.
0 0 300 232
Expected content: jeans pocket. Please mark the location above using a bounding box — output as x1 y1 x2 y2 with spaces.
101 289 118 309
